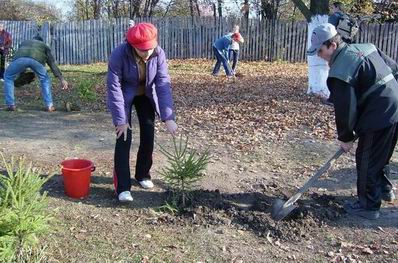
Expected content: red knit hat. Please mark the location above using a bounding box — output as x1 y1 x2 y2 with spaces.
127 23 158 50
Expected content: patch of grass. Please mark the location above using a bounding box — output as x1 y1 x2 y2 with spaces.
60 63 107 75
76 78 98 102
157 199 179 215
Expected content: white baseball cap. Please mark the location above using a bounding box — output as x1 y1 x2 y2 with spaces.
307 23 338 56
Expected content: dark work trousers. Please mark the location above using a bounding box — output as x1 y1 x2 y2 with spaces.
0 50 5 79
356 123 398 210
228 49 239 72
113 95 155 194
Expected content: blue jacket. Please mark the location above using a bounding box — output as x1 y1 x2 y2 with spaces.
328 11 344 27
213 34 233 52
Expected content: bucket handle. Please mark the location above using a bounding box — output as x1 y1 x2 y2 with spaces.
59 164 96 172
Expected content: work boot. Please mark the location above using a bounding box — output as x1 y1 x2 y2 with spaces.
6 105 16 111
382 190 395 202
343 200 379 220
45 106 56 112
382 165 395 202
321 97 334 106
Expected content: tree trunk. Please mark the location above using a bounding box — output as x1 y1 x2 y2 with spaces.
85 0 90 20
143 0 150 17
310 0 329 16
292 0 330 98
260 0 281 20
291 0 312 21
217 0 222 17
112 0 119 18
148 0 160 17
132 0 141 17
92 0 102 19
189 0 194 16
189 0 194 24
243 0 249 31
129 0 133 18
162 0 173 17
195 0 201 17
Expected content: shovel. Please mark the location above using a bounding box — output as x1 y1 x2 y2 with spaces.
271 147 346 221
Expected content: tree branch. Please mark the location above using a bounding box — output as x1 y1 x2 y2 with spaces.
291 0 312 22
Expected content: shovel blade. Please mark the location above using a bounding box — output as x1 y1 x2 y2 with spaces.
271 199 297 221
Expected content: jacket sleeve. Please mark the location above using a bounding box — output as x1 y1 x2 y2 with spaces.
327 77 357 142
45 46 63 80
378 48 398 79
107 50 127 126
154 48 175 121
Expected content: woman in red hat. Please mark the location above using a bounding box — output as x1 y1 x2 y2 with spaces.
107 22 177 202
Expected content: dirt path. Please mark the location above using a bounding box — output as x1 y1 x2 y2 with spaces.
1 110 398 262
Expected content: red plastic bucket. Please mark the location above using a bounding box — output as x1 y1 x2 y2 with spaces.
60 159 95 199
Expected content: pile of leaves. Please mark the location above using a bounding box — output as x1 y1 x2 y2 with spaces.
169 60 336 153
15 60 336 153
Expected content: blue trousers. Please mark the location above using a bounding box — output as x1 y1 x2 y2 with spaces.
212 47 233 76
4 57 53 107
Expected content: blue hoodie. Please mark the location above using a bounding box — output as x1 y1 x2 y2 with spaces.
213 34 233 51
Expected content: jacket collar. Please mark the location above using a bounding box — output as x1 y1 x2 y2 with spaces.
124 43 159 63
329 42 347 66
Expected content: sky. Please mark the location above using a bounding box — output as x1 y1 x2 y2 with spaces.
32 0 241 18
32 0 72 16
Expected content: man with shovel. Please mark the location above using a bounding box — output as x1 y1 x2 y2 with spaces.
307 23 398 220
212 33 242 77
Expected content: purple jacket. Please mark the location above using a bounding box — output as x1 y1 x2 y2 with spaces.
107 43 175 126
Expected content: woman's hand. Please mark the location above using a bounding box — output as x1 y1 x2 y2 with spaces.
115 124 132 141
165 120 177 135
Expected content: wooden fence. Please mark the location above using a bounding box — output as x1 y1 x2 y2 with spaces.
0 20 38 49
2 17 398 64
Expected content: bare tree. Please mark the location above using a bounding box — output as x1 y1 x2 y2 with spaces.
149 0 161 16
260 0 282 20
217 0 222 17
291 0 329 22
162 0 174 17
189 0 195 17
0 0 61 21
92 0 102 19
130 0 142 17
195 0 201 16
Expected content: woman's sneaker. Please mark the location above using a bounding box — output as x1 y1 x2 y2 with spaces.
343 200 379 220
138 180 154 189
118 191 133 202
